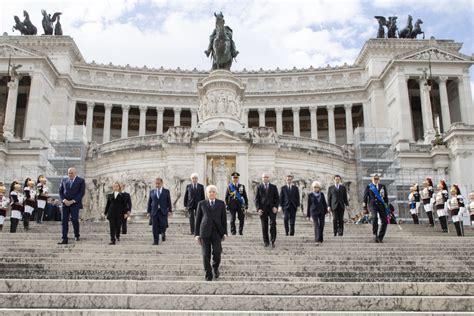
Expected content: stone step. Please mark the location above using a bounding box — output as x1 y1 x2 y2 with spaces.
0 293 472 311
1 280 471 296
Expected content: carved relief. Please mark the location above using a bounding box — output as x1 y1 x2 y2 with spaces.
198 90 242 121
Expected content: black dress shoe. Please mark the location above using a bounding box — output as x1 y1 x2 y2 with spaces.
375 238 380 243
271 242 275 248
264 243 270 248
213 269 220 279
75 237 80 241
57 240 68 245
161 235 166 242
231 232 236 235
153 241 159 245
378 239 384 243
239 232 243 236
109 241 116 245
205 275 213 281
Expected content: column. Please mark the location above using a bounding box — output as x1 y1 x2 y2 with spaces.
2 78 20 140
156 107 164 134
258 108 266 127
174 107 181 127
327 104 336 144
437 77 451 132
418 79 434 137
292 107 300 137
191 108 198 128
85 101 95 142
309 106 318 140
103 103 112 143
275 108 283 135
397 75 414 141
24 73 42 139
344 103 354 144
458 75 473 124
121 104 130 139
362 101 371 128
241 108 249 127
139 105 147 136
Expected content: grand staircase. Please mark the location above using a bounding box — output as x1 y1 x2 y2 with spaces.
0 215 473 315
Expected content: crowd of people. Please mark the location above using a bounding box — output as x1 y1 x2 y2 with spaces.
1 166 473 281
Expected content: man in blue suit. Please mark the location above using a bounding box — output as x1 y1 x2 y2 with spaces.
147 177 172 245
58 167 85 244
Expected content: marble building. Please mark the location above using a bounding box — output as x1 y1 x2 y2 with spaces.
0 33 473 219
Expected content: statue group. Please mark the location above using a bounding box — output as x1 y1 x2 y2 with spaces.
374 15 424 39
12 9 62 36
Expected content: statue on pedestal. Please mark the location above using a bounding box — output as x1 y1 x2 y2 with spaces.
41 9 62 35
12 10 37 35
204 12 239 70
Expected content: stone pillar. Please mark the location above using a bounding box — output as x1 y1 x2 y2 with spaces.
362 101 371 128
139 105 147 136
241 108 249 127
457 75 473 124
156 107 164 134
418 79 434 138
103 103 113 143
344 103 354 144
327 104 336 144
24 73 43 139
121 104 130 139
275 108 283 135
398 75 414 141
2 78 20 140
258 108 266 127
86 101 95 142
292 107 300 137
174 108 181 127
191 108 198 128
310 106 318 140
437 77 451 133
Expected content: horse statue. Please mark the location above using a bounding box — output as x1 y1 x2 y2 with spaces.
387 16 398 38
205 12 238 71
12 10 37 35
41 9 62 35
410 19 425 39
399 15 413 38
374 16 387 38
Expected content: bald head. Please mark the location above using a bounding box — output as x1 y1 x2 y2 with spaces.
67 167 77 180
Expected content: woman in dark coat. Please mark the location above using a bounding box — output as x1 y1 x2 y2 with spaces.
307 181 328 245
104 182 128 245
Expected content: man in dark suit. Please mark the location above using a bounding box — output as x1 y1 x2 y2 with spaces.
195 185 227 281
58 167 85 244
255 173 280 248
147 178 172 245
363 174 389 243
120 183 132 235
327 175 349 236
279 175 300 236
183 173 205 235
225 172 248 235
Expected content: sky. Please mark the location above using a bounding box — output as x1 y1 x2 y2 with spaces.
1 0 473 78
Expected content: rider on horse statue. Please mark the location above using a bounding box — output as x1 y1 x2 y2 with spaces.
204 12 239 59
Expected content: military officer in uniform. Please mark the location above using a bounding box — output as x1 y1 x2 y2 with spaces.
363 174 389 243
225 172 248 235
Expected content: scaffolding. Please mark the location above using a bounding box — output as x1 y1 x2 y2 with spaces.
354 127 399 216
47 125 87 198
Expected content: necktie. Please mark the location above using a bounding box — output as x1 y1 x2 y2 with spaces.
210 200 214 208
157 189 161 199
265 184 268 191
194 184 197 190
68 179 73 188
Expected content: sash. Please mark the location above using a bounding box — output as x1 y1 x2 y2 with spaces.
369 183 389 216
229 184 245 208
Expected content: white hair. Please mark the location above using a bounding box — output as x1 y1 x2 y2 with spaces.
190 173 199 179
206 185 218 194
312 181 321 188
261 173 270 178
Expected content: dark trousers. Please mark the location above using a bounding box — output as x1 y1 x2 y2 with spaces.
229 207 245 235
371 207 388 241
120 217 128 234
151 214 167 243
332 205 345 236
425 208 434 226
283 206 297 235
23 213 31 230
10 218 19 233
188 208 196 234
109 216 122 242
36 207 44 223
201 230 222 278
311 211 326 242
62 205 80 241
411 214 419 224
439 215 448 232
453 221 464 236
260 208 277 244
